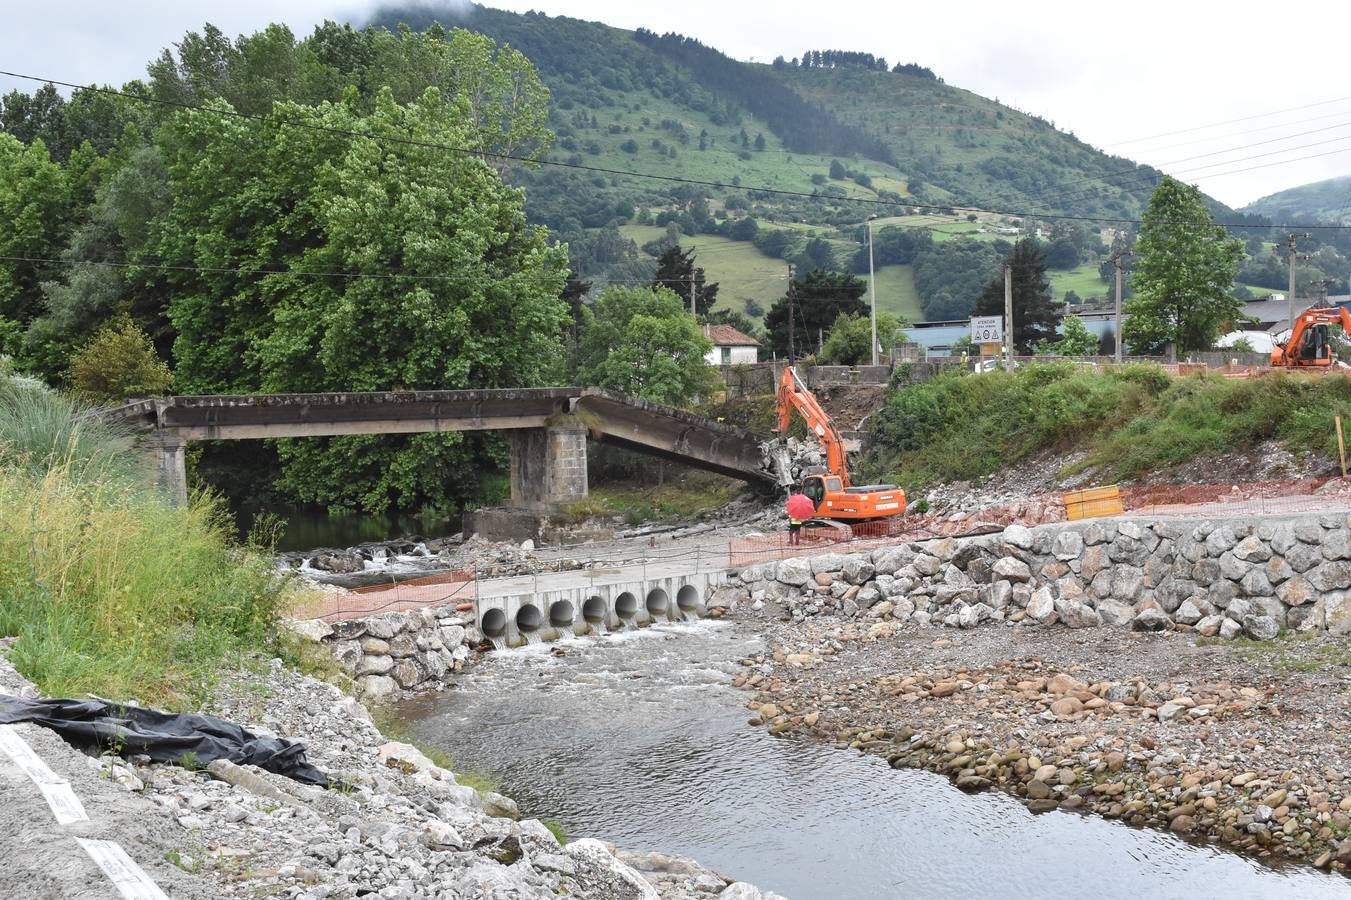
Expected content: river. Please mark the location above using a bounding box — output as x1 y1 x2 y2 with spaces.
396 619 1351 900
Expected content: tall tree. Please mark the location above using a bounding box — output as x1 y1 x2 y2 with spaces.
154 89 568 512
764 269 868 358
1123 177 1243 355
651 245 718 315
973 239 1058 354
575 285 713 405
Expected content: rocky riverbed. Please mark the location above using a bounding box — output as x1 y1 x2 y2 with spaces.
0 651 781 899
729 603 1351 875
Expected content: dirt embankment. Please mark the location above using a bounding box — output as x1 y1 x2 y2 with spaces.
730 608 1351 874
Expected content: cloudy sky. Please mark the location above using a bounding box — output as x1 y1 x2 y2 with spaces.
4 0 1350 210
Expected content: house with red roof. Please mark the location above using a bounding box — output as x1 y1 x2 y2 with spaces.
702 324 760 365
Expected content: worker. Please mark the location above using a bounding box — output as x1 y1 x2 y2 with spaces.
785 493 816 546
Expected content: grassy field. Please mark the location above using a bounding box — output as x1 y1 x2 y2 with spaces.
1048 264 1110 302
871 363 1351 491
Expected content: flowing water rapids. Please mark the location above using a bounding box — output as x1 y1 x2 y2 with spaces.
396 620 1351 899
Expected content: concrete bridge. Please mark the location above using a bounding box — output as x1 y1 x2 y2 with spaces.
110 388 775 512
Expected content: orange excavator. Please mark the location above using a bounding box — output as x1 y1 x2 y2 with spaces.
771 366 906 521
1270 307 1351 369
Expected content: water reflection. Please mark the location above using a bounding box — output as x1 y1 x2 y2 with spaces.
398 621 1351 900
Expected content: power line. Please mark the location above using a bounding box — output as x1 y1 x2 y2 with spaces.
2 68 1349 231
1102 94 1351 148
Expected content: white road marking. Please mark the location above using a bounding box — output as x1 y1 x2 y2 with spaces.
0 724 89 824
77 839 171 900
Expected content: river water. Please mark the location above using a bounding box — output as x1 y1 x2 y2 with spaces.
397 619 1351 900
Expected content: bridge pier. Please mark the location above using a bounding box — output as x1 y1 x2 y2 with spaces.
509 415 589 511
145 431 188 508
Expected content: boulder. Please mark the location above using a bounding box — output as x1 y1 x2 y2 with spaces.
1173 599 1205 626
1231 535 1271 562
1239 569 1274 597
1132 608 1172 632
360 674 399 699
1219 618 1243 639
1286 543 1322 573
1195 614 1225 636
1277 576 1315 607
1325 594 1351 635
1053 530 1084 561
872 546 916 575
1309 561 1351 593
775 557 813 586
1026 587 1057 625
1096 600 1135 626
331 640 363 673
563 839 661 900
912 554 942 577
1110 567 1145 603
1324 529 1351 561
1057 599 1101 629
842 557 876 585
355 654 394 676
439 624 467 649
989 580 1014 609
286 619 333 642
364 612 409 640
1242 614 1280 641
1002 523 1034 550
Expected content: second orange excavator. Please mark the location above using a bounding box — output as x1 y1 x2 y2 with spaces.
1270 307 1351 369
772 365 906 522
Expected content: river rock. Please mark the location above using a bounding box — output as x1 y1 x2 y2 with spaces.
563 838 661 900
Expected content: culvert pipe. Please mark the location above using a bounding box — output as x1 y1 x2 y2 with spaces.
582 595 607 623
615 591 638 620
549 600 576 629
481 608 507 639
516 604 542 633
646 588 670 620
676 584 703 616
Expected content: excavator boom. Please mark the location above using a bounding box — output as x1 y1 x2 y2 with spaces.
775 366 852 485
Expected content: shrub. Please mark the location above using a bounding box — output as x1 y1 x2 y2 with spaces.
68 315 173 402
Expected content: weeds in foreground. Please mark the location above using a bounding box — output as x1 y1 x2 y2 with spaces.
1197 629 1351 672
543 819 569 845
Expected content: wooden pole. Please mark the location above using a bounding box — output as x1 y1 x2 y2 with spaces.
1338 415 1347 478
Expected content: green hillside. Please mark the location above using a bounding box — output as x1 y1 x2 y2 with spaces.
1241 176 1351 224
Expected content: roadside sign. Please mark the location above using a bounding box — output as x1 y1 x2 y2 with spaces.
970 316 1003 344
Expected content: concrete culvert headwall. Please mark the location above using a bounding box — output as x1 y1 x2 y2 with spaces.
481 608 507 639
549 600 576 629
615 591 638 619
582 595 607 623
516 604 542 633
646 588 670 619
677 584 702 615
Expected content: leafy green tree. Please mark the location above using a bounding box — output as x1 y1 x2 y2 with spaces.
652 245 718 315
576 286 713 404
68 315 173 401
972 239 1058 354
1123 178 1244 355
829 159 846 179
0 135 72 334
820 311 904 364
702 308 762 345
764 270 868 358
154 89 568 511
1037 315 1097 356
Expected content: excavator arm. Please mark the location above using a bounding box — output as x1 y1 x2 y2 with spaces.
775 365 851 486
1271 307 1351 367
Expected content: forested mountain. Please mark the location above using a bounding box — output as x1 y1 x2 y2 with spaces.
1242 176 1351 224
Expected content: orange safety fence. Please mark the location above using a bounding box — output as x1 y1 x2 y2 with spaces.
289 569 477 623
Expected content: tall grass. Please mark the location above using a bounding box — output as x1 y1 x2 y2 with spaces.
873 364 1351 490
0 377 282 705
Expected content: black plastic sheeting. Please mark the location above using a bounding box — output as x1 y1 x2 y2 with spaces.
0 695 330 786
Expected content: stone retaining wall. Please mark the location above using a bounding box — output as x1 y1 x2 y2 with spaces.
291 606 476 699
715 514 1351 638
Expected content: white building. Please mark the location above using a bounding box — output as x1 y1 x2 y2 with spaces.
702 324 760 365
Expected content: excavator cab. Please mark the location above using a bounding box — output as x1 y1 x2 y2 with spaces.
802 474 827 508
1298 324 1331 362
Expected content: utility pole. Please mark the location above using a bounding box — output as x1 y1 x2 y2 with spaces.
1003 264 1013 366
866 213 879 366
787 262 797 365
1285 233 1310 335
688 272 697 317
1112 252 1129 364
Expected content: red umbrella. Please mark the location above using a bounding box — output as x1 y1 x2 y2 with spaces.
786 493 816 521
